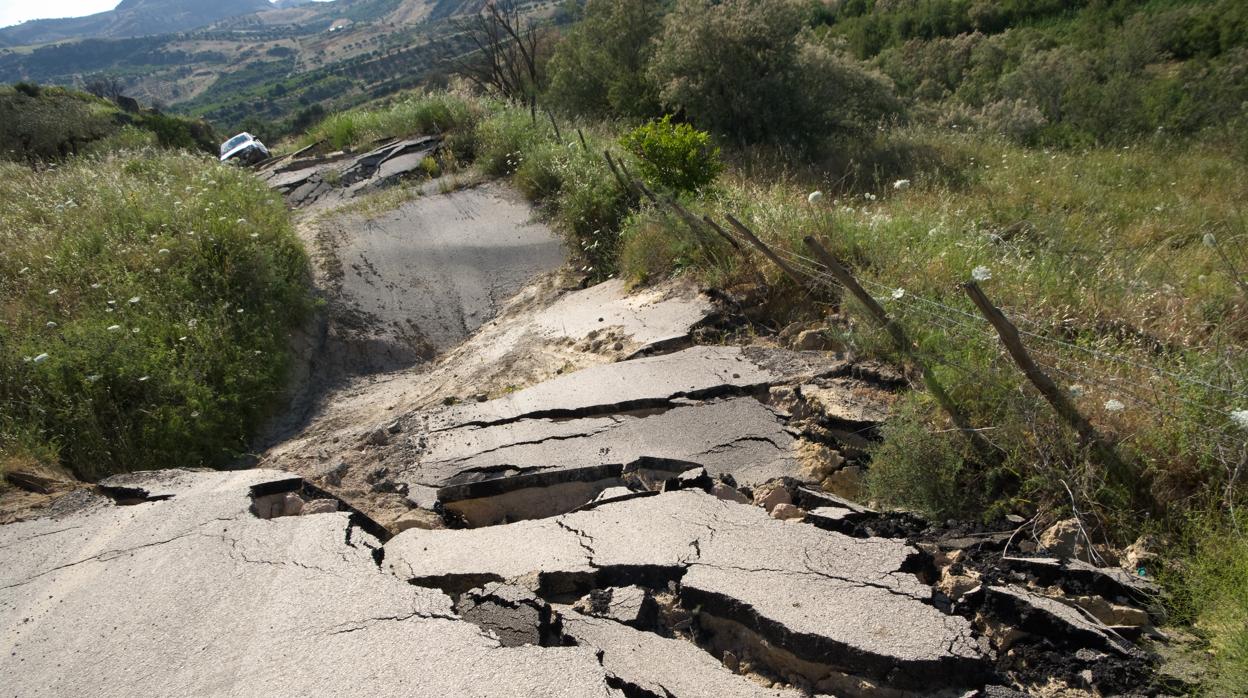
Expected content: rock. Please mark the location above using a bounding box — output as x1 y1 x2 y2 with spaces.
313 460 349 487
770 503 805 521
363 427 389 446
1071 596 1151 627
571 586 657 629
1038 518 1089 560
389 508 446 532
793 328 839 351
753 482 792 512
386 490 986 692
1122 535 1160 575
283 492 306 515
300 499 338 515
0 469 618 697
711 482 751 504
822 465 866 501
387 420 403 434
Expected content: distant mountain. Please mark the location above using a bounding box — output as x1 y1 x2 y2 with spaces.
271 0 317 8
0 0 274 46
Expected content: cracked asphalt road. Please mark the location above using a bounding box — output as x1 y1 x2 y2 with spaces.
0 470 618 698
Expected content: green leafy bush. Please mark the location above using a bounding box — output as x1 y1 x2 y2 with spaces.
0 149 310 480
620 116 722 193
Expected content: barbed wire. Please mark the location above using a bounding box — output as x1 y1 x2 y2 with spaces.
715 219 1248 404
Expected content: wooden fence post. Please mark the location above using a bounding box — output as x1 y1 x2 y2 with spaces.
577 128 589 152
725 214 810 286
962 281 1131 483
804 236 1000 463
602 151 640 200
701 216 742 251
545 108 563 142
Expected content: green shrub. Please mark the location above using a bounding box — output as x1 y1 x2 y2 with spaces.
0 150 310 480
474 107 546 176
620 116 722 193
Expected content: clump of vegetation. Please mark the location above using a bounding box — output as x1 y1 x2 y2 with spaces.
621 116 722 194
0 149 310 481
545 0 663 119
0 83 217 163
301 92 479 150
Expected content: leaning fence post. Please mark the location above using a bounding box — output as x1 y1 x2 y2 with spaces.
577 128 589 152
962 281 1131 483
545 108 563 142
725 214 810 287
701 216 742 251
804 236 999 462
602 150 639 200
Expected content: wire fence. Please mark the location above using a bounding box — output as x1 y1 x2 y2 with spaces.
622 174 1248 461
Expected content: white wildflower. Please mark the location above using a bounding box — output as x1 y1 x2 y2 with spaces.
1230 409 1248 430
19 267 29 274
190 411 200 418
187 319 198 328
893 179 911 191
129 296 140 304
158 248 170 255
236 218 247 225
236 308 244 314
48 289 58 296
178 336 187 341
138 376 149 382
107 325 121 331
864 193 877 201
1104 399 1125 413
807 191 824 205
86 374 102 383
250 233 259 239
107 300 116 305
132 328 140 333
32 353 49 364
90 283 101 289
1203 233 1217 248
891 288 906 300
1068 384 1085 398
46 321 57 329
971 266 992 282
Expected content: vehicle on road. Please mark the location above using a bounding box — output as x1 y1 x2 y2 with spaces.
219 132 270 165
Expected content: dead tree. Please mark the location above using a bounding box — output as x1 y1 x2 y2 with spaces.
451 0 542 109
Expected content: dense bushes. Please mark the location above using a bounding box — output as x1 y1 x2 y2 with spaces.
0 84 218 163
0 150 309 480
649 0 900 146
545 0 663 119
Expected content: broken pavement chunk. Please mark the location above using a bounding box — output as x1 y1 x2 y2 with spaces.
979 585 1139 656
386 490 986 692
423 345 847 431
455 582 564 647
571 586 659 629
560 610 805 698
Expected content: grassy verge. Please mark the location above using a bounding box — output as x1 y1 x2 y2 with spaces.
0 148 310 482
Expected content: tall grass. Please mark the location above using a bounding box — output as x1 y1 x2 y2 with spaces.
300 92 480 150
0 148 310 481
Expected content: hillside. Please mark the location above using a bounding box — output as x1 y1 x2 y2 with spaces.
0 0 557 134
0 0 274 46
